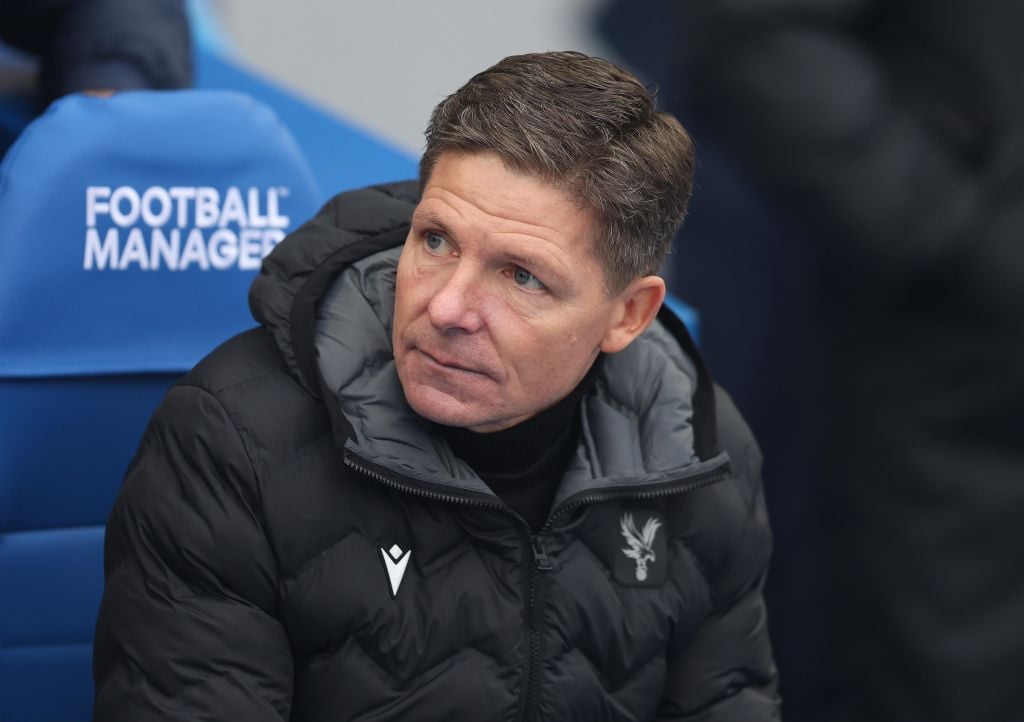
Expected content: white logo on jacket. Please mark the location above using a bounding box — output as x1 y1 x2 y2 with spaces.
380 544 412 597
620 513 661 581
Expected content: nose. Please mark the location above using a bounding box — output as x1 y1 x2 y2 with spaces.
426 263 484 334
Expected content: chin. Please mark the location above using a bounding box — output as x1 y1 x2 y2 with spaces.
403 384 533 432
402 383 487 429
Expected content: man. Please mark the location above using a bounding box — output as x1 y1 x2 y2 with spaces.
92 51 779 721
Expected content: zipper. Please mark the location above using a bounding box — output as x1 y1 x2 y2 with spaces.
343 451 503 508
530 537 554 571
343 450 548 721
536 460 729 537
343 450 729 721
344 450 729 523
520 533 551 722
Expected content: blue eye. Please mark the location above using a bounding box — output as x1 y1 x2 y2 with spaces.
512 267 545 291
424 231 450 254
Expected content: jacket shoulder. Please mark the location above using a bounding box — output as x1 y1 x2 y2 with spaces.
176 327 331 455
181 326 290 395
669 384 770 608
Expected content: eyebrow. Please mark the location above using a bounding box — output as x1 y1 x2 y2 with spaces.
410 209 452 234
411 208 569 283
504 251 549 273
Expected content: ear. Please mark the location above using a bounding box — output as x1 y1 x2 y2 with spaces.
600 275 666 354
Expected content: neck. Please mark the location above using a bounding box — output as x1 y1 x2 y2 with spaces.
439 358 603 529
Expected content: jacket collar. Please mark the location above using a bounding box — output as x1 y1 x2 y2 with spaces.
250 181 422 396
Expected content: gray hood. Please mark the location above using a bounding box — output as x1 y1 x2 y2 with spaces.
314 244 713 508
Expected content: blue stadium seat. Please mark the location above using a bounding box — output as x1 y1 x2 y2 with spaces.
0 89 322 722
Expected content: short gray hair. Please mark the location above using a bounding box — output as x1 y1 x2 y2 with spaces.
420 51 695 294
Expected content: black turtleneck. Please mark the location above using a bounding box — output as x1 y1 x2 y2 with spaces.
440 358 602 530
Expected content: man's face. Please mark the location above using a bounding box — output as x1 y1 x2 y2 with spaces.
392 152 625 432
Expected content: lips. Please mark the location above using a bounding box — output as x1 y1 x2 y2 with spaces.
416 347 490 377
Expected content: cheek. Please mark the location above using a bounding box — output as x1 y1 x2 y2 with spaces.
394 265 430 319
396 250 450 302
553 311 601 351
540 315 606 371
392 274 422 346
509 319 592 379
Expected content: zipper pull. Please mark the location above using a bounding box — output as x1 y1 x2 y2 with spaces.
531 537 554 571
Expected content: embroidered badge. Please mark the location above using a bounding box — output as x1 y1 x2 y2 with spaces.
610 509 668 587
620 513 662 581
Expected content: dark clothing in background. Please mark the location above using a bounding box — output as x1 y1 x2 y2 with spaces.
605 1 1024 721
0 0 191 106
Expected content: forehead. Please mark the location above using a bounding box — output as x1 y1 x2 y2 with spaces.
416 152 598 256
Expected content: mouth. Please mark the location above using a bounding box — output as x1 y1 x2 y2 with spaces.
415 347 490 377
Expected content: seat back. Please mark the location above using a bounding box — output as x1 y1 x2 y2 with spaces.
0 89 321 722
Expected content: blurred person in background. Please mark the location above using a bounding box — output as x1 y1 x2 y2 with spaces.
602 1 1024 721
0 0 191 144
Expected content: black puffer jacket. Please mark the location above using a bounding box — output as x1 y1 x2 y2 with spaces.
92 181 779 721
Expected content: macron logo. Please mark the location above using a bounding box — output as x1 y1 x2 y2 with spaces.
380 544 412 598
83 185 291 272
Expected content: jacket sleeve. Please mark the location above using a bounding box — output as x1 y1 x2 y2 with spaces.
656 391 780 720
93 384 292 721
1 0 192 105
